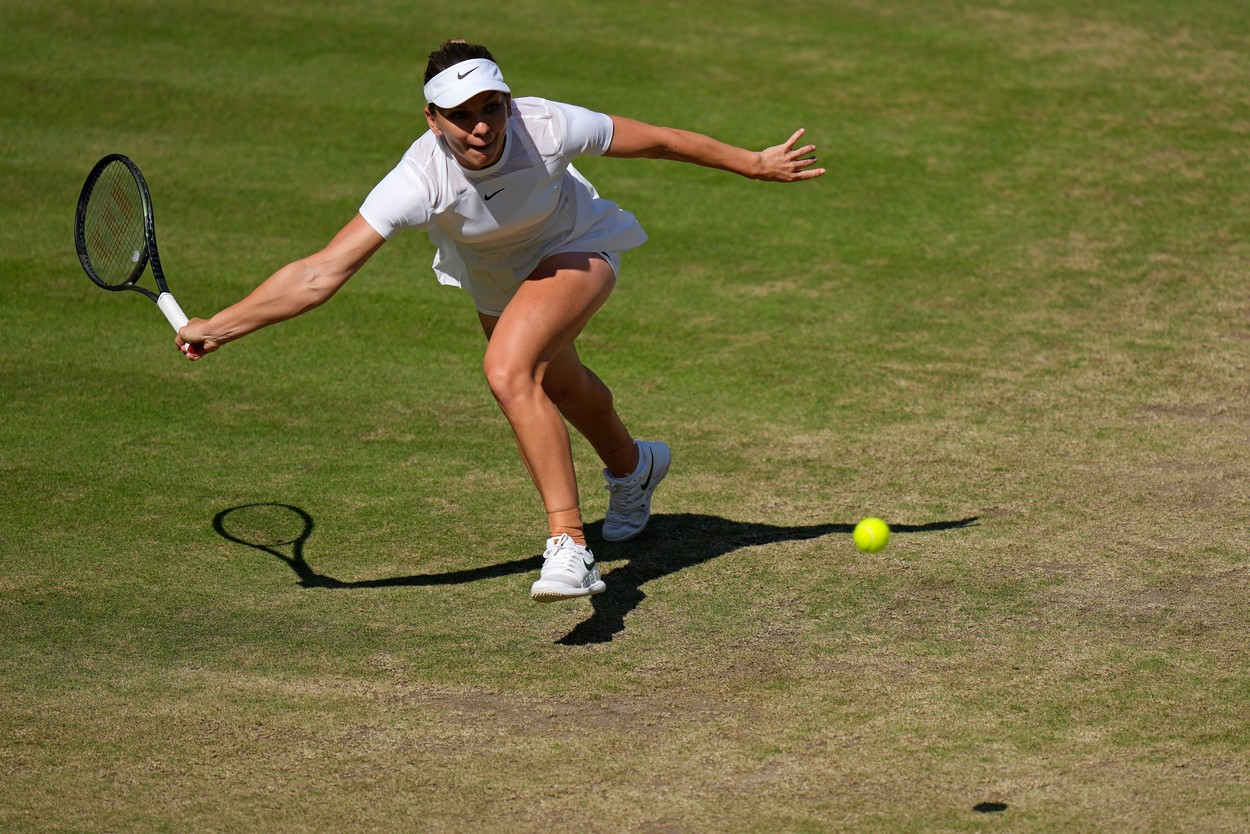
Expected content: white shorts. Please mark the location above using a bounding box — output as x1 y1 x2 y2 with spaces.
466 251 622 316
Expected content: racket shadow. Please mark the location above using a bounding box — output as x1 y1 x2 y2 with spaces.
213 504 978 645
212 503 541 589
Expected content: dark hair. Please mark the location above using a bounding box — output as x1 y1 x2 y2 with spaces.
423 39 497 84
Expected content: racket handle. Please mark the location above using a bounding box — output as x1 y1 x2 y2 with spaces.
156 292 189 331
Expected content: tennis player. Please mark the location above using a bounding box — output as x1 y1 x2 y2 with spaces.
177 39 824 603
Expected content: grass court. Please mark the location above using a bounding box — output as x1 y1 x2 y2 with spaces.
2 1 1249 831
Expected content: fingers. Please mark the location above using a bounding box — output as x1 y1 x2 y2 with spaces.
783 129 818 163
176 320 211 361
783 127 807 151
765 128 825 182
791 151 825 179
790 150 823 180
176 338 204 360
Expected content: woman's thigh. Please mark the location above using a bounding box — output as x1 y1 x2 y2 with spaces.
479 253 616 378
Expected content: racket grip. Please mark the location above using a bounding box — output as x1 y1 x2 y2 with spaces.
156 292 189 331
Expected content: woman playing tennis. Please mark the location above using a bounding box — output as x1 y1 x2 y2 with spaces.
177 39 824 603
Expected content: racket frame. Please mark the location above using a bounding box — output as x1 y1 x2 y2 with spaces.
75 153 188 330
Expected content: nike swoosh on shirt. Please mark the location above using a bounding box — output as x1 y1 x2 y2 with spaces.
484 188 505 200
457 67 479 80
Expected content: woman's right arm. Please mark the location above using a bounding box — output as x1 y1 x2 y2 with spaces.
176 213 386 360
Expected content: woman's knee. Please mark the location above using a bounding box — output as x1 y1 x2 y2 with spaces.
482 350 538 408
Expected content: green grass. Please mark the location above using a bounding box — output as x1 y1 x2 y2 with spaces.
3 1 1250 831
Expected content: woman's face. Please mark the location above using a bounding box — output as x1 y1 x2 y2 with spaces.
424 90 512 170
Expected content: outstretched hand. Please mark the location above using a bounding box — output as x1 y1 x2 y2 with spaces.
756 128 825 182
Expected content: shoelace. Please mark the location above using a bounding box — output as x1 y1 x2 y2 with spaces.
605 479 647 515
543 535 591 579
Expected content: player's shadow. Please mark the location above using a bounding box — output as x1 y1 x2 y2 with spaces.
213 504 978 645
564 514 978 645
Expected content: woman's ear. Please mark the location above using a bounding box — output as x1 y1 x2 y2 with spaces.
424 105 442 136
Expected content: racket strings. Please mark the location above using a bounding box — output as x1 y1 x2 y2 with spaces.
83 162 145 286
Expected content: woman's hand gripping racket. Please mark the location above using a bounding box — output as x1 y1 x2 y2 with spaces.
75 154 192 348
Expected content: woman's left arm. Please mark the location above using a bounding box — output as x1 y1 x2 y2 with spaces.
604 116 825 182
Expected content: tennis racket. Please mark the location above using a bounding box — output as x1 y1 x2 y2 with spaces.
74 153 189 332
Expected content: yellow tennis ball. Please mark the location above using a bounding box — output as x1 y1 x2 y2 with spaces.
853 517 890 553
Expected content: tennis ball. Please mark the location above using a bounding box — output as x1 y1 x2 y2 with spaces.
853 517 890 553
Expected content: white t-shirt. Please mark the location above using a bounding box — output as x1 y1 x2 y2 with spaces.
360 97 648 314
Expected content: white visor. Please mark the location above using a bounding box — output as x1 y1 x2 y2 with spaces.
424 59 511 108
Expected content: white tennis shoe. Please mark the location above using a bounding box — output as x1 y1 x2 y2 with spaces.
530 534 606 603
602 440 671 542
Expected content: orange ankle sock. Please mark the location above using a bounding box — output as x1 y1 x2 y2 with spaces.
547 507 586 546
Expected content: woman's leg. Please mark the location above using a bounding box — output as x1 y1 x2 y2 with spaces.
479 253 622 541
539 343 640 479
480 319 639 479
